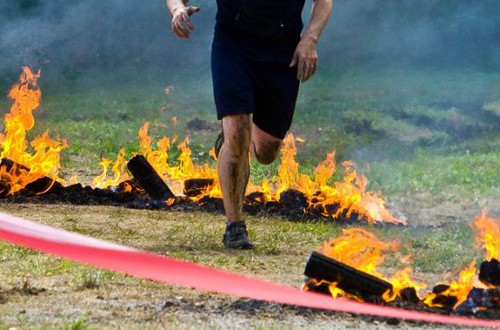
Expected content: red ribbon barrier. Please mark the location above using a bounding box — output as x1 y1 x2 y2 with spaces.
0 211 498 328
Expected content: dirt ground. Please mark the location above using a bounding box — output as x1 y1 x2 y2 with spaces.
0 198 497 329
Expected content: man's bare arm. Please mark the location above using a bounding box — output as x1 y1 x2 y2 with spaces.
290 0 333 82
166 0 200 38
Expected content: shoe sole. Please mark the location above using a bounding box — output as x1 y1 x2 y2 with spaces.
224 240 254 250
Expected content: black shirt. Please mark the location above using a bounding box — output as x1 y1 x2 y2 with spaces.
214 0 306 63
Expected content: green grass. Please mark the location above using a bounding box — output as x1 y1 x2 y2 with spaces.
2 65 499 203
366 149 500 199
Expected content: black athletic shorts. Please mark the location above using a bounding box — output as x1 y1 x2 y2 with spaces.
211 45 300 140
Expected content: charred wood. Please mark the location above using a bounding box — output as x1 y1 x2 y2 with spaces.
398 287 421 304
304 251 393 300
479 259 500 286
183 178 214 197
0 158 62 196
428 284 458 310
126 155 174 201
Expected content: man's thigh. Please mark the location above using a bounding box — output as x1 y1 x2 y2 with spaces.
252 61 300 140
211 46 255 119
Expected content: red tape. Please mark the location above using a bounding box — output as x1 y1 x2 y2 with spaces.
0 211 498 328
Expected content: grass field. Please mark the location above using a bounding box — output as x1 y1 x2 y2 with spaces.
0 66 499 328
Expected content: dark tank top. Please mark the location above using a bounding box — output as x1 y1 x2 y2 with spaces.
216 0 305 42
214 0 306 63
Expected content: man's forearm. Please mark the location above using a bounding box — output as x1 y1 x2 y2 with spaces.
302 0 333 44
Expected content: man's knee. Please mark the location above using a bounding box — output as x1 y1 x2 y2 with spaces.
222 114 252 155
253 139 282 165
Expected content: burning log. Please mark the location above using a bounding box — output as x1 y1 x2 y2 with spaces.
0 158 62 196
183 178 214 197
126 155 174 201
479 259 500 286
304 251 393 300
427 284 458 309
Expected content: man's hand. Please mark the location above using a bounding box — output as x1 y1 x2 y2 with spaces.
290 0 332 83
170 0 200 38
290 36 318 83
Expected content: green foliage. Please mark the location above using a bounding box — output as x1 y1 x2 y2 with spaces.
367 150 500 199
65 313 89 330
404 224 476 272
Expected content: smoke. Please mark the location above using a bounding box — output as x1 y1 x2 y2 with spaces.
325 0 500 70
0 0 214 86
0 0 499 87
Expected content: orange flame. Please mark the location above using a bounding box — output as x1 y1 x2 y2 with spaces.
258 135 405 224
0 67 67 195
93 128 402 224
0 68 400 224
472 209 500 260
317 228 424 301
423 262 479 309
92 122 219 198
92 148 129 188
383 267 427 302
320 228 399 277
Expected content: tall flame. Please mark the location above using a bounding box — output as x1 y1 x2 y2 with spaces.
472 209 500 260
0 67 67 195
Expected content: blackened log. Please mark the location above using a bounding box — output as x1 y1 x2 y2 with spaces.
399 287 421 304
479 259 500 286
279 189 308 212
429 284 457 309
0 158 62 195
126 155 174 200
304 251 393 299
183 178 214 197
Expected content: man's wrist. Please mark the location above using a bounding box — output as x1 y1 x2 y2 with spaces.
171 6 185 16
301 32 319 44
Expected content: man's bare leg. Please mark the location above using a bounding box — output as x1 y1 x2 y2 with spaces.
218 116 285 249
218 114 251 222
218 114 254 249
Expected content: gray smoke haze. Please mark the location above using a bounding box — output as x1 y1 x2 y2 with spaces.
1 0 499 86
0 0 214 86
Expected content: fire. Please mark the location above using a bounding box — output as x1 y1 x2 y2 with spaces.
256 135 405 224
310 210 500 309
318 227 424 301
0 67 67 195
93 122 219 198
423 262 479 309
320 228 399 277
93 128 403 224
384 267 427 302
472 209 500 260
1 67 403 225
92 148 129 189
